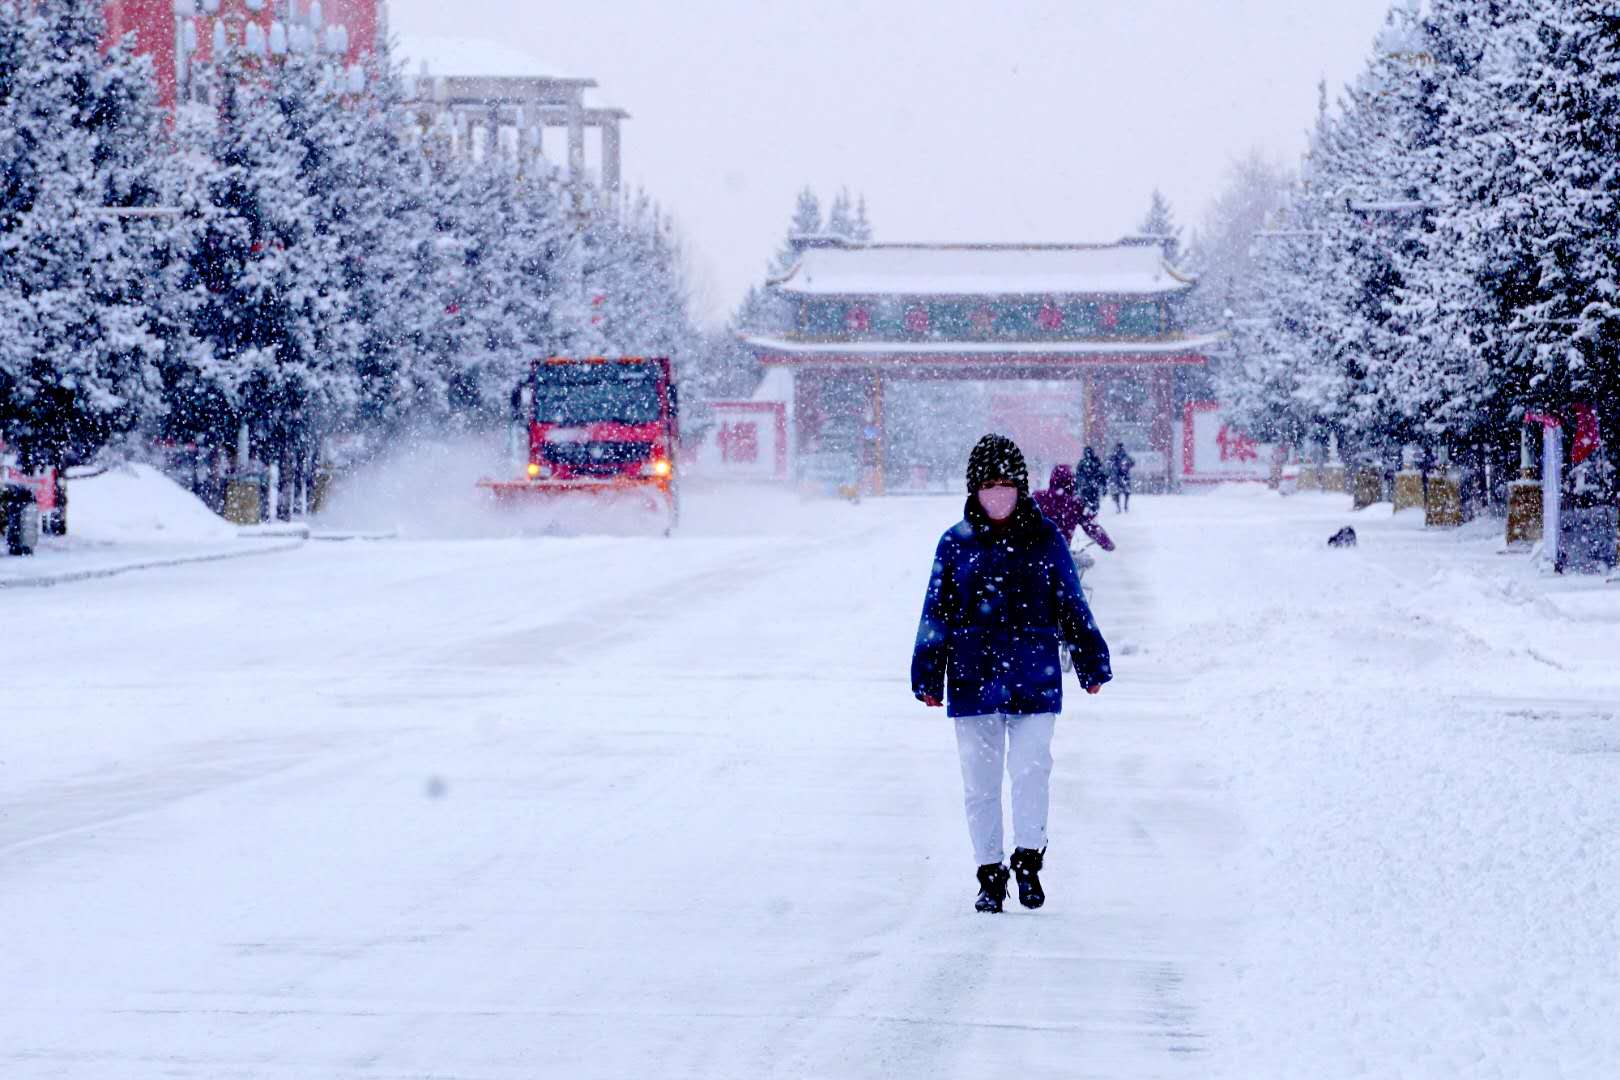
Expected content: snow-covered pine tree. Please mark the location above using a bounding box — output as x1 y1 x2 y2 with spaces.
1182 149 1292 333
825 187 853 240
1221 86 1346 450
175 54 351 471
771 186 822 276
1489 0 1620 446
414 152 485 421
0 0 168 474
739 187 825 335
1308 0 1446 462
440 155 524 417
1 0 39 443
1383 0 1528 470
1533 0 1620 446
851 193 873 244
1219 193 1321 446
334 39 446 435
507 166 590 373
1389 0 1620 483
593 196 699 361
425 153 585 420
1138 189 1182 263
264 51 363 442
1 2 36 235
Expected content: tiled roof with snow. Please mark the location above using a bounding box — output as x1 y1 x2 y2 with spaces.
774 243 1192 298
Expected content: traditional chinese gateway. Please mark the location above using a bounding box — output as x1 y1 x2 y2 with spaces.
741 237 1220 494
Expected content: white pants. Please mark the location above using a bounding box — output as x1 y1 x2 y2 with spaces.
952 712 1056 867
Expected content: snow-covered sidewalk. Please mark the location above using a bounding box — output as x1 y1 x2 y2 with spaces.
1 463 304 588
0 487 1614 1077
1162 488 1620 1078
0 537 304 588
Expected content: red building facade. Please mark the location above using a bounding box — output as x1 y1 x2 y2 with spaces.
101 0 383 107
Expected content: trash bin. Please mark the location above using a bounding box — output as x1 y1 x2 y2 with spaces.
2 484 41 556
224 475 263 525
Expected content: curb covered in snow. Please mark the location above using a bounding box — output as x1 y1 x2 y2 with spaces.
309 530 398 542
238 523 313 540
0 540 305 590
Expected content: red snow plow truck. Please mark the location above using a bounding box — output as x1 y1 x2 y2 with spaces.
479 356 680 533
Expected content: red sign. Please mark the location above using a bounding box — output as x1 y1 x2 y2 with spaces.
1216 425 1260 463
717 421 760 464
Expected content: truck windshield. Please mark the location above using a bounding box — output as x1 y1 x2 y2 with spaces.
532 366 662 424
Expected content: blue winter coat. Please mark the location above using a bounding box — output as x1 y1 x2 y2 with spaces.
911 494 1111 717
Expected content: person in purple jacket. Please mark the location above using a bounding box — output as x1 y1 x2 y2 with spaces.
912 435 1112 914
1033 464 1115 552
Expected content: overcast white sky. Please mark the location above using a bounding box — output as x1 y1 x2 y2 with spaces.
387 0 1397 324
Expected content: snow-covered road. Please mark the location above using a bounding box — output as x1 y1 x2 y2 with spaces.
3 489 1615 1077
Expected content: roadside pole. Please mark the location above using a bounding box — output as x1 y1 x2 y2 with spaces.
1525 414 1563 572
1543 422 1562 573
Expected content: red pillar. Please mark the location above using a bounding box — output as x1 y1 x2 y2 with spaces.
1149 368 1174 488
870 370 886 496
1083 370 1107 453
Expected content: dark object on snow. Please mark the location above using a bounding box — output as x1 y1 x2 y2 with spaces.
2 484 40 557
1328 526 1358 549
912 474 1112 716
975 862 1009 913
1034 465 1115 550
966 433 1029 495
1010 846 1046 909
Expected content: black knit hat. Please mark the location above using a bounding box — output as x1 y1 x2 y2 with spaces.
966 434 1029 495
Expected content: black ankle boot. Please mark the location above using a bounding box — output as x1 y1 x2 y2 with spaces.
1010 847 1045 909
974 863 1009 913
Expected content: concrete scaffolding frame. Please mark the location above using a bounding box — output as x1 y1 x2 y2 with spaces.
406 73 629 213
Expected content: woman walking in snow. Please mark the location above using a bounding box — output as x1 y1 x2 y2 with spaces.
912 435 1112 913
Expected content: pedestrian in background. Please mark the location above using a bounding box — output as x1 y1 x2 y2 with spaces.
1109 442 1136 513
912 434 1112 914
1033 464 1115 551
1076 447 1107 515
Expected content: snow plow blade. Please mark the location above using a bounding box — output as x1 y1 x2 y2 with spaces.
476 478 678 535
478 478 670 501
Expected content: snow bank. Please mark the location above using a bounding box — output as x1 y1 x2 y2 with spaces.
67 464 235 543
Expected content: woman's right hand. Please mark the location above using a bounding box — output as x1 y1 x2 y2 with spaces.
920 694 943 708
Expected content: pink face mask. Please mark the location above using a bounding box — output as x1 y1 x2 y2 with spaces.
977 485 1018 521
